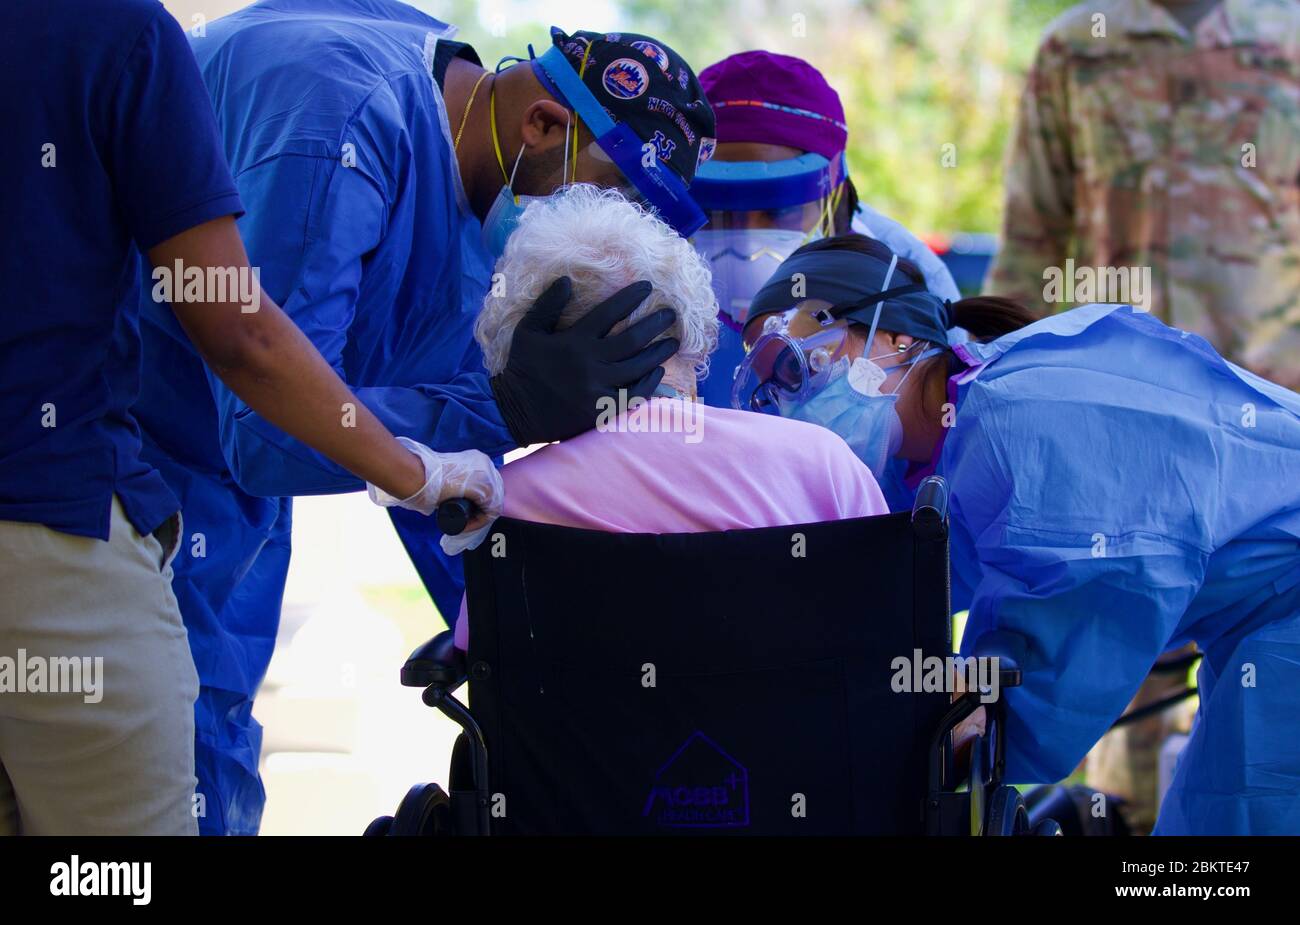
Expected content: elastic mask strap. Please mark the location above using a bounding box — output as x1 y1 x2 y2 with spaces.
887 345 945 395
570 112 579 184
865 344 913 363
863 254 898 349
508 142 526 192
801 186 837 245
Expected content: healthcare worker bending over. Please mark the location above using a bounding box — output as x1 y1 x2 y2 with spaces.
737 232 1300 835
690 51 958 416
135 1 716 834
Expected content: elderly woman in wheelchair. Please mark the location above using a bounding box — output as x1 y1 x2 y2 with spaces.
367 185 1049 836
448 183 890 651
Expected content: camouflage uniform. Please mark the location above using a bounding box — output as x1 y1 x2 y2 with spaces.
986 0 1300 387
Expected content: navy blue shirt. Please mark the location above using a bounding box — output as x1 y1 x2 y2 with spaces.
0 0 244 539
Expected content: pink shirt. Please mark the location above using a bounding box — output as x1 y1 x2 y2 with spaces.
454 398 888 648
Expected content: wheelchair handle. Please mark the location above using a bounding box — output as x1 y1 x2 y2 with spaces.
436 497 475 536
910 475 949 537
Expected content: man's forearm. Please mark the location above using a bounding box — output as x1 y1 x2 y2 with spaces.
204 289 428 498
148 216 426 501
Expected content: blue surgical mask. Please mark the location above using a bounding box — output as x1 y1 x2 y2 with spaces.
783 254 943 478
481 185 530 260
789 344 941 477
789 361 903 478
481 141 541 259
482 83 572 260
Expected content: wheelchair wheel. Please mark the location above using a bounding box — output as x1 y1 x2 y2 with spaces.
985 785 1029 836
391 783 453 836
363 815 394 837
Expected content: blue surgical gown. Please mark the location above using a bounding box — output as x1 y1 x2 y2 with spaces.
134 0 512 834
696 204 960 408
948 303 1300 834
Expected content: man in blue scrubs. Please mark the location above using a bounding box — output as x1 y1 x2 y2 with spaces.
0 0 491 834
136 2 717 834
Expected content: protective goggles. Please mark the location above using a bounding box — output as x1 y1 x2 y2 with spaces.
530 45 707 237
731 320 855 413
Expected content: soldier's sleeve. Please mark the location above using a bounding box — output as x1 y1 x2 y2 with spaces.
984 35 1077 309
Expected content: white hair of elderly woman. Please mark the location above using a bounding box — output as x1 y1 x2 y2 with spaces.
474 184 719 382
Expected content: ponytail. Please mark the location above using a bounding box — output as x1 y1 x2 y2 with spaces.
948 296 1039 342
916 295 1039 422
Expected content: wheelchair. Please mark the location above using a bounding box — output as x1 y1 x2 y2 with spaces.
366 476 1059 836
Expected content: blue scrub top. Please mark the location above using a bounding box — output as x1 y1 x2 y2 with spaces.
947 304 1300 834
0 0 243 539
141 0 513 496
132 0 511 833
137 0 513 618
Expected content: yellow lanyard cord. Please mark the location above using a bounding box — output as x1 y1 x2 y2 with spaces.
454 69 491 153
489 82 510 185
817 182 845 237
569 43 596 185
491 51 590 188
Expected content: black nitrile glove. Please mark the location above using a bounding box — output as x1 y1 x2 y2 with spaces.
491 277 680 446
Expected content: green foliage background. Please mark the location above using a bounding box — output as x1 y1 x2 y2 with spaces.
423 0 1078 235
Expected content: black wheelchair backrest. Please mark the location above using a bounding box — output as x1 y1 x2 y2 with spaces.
461 507 952 835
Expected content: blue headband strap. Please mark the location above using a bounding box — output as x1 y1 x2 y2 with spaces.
532 46 706 236
691 153 844 211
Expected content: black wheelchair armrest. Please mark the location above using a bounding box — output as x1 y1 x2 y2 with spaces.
969 630 1024 688
401 630 467 690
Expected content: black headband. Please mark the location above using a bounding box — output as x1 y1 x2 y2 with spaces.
749 249 952 347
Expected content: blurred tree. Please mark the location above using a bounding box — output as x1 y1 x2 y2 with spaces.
421 0 1077 234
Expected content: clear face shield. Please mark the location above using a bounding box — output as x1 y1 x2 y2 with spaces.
690 153 846 330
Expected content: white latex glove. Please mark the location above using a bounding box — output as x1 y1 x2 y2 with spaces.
367 437 504 554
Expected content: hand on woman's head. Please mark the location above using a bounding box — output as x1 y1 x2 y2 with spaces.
474 184 719 382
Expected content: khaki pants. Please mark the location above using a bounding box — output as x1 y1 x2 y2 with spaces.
0 497 199 835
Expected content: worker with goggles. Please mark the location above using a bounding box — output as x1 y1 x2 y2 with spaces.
732 238 952 479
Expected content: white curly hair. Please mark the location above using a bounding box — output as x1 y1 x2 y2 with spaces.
474 184 719 382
